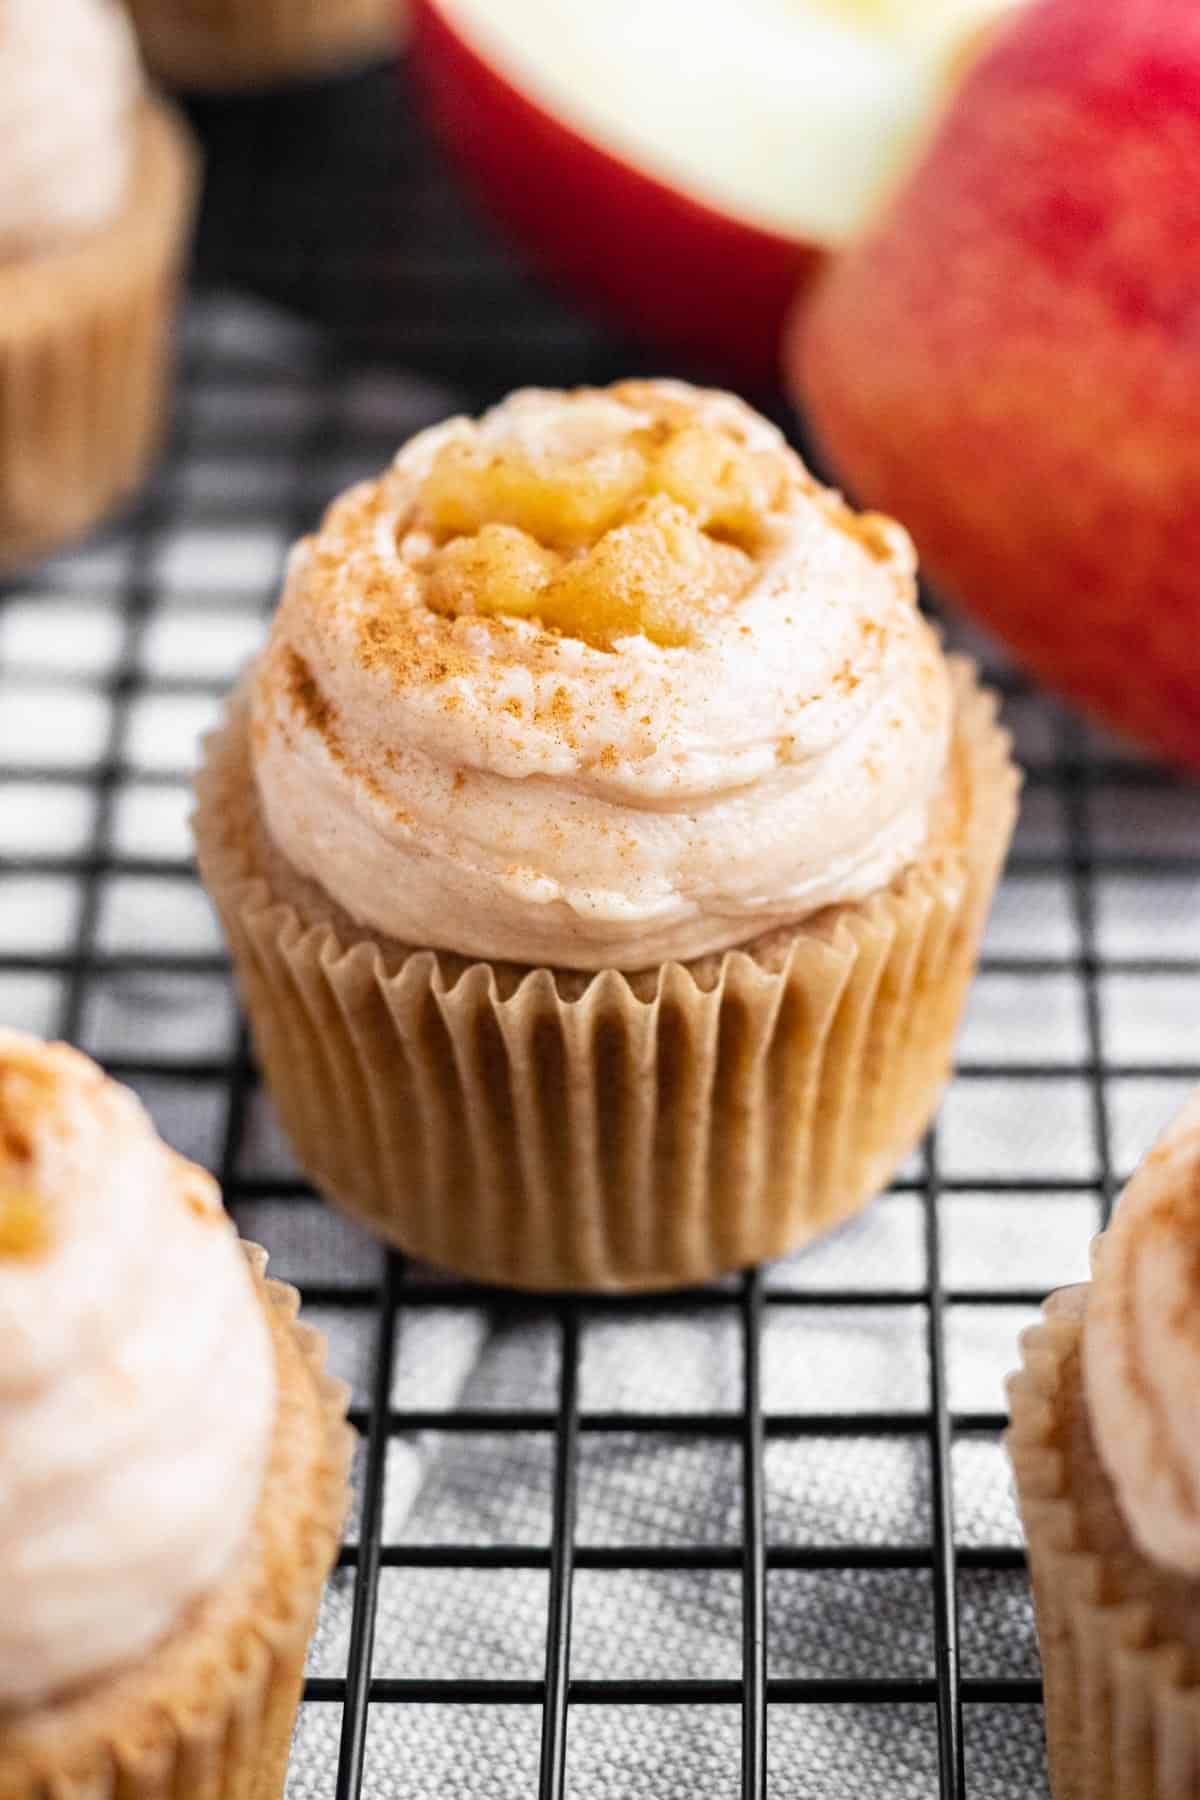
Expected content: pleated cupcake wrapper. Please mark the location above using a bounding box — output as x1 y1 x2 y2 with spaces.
1007 1288 1200 1800
0 103 197 575
124 0 397 90
0 1248 353 1800
194 656 1017 1291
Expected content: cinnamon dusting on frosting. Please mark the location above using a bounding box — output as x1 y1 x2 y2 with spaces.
284 648 342 761
548 686 573 726
2 1125 31 1161
1 1044 62 1099
0 1184 49 1260
357 608 475 690
0 1045 69 1256
840 510 900 564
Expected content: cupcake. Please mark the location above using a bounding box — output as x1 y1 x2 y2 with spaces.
0 0 196 573
1008 1094 1200 1800
122 0 397 90
194 379 1018 1291
0 1031 351 1800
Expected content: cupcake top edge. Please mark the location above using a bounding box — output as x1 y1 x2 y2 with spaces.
0 1028 276 1712
1083 1088 1200 1577
251 378 954 971
0 0 142 263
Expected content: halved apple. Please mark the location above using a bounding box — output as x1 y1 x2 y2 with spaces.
409 0 1018 383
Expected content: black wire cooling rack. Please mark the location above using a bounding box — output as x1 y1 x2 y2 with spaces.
3 55 1200 1800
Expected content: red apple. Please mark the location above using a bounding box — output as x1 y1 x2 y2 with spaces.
410 0 1016 384
791 0 1200 769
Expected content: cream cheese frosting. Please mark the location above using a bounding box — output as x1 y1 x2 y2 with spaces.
0 0 142 261
1084 1090 1200 1576
251 380 952 971
0 1031 275 1710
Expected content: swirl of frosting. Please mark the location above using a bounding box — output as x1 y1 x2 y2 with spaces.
0 1031 275 1710
0 0 142 261
251 380 952 971
1084 1090 1200 1575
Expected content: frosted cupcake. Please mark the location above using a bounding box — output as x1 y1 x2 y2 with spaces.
0 1031 351 1800
195 379 1018 1291
0 0 196 572
122 0 397 90
1009 1093 1200 1800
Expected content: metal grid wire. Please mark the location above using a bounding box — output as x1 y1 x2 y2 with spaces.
3 58 1200 1800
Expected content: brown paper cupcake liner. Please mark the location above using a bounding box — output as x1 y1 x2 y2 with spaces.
0 101 197 576
194 655 1017 1292
1008 1287 1200 1800
123 0 399 90
0 1248 353 1800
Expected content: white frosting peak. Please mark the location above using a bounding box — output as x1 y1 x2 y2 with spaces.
0 1031 275 1709
1085 1090 1200 1575
0 0 141 261
251 381 952 970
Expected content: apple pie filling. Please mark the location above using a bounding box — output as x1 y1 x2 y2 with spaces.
395 385 797 649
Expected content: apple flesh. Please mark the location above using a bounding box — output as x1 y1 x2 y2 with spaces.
410 0 1014 383
792 0 1200 769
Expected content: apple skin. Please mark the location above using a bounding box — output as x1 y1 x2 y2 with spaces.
790 0 1200 770
409 0 821 384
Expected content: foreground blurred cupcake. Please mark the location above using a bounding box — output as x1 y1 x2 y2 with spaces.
1009 1094 1200 1799
0 1031 350 1799
0 0 196 572
195 379 1018 1290
122 0 396 89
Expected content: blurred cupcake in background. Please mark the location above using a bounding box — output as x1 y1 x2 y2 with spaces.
0 0 196 573
122 0 400 91
0 1031 351 1800
1009 1093 1200 1797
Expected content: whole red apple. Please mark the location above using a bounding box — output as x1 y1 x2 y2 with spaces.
792 0 1200 769
411 0 1016 384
